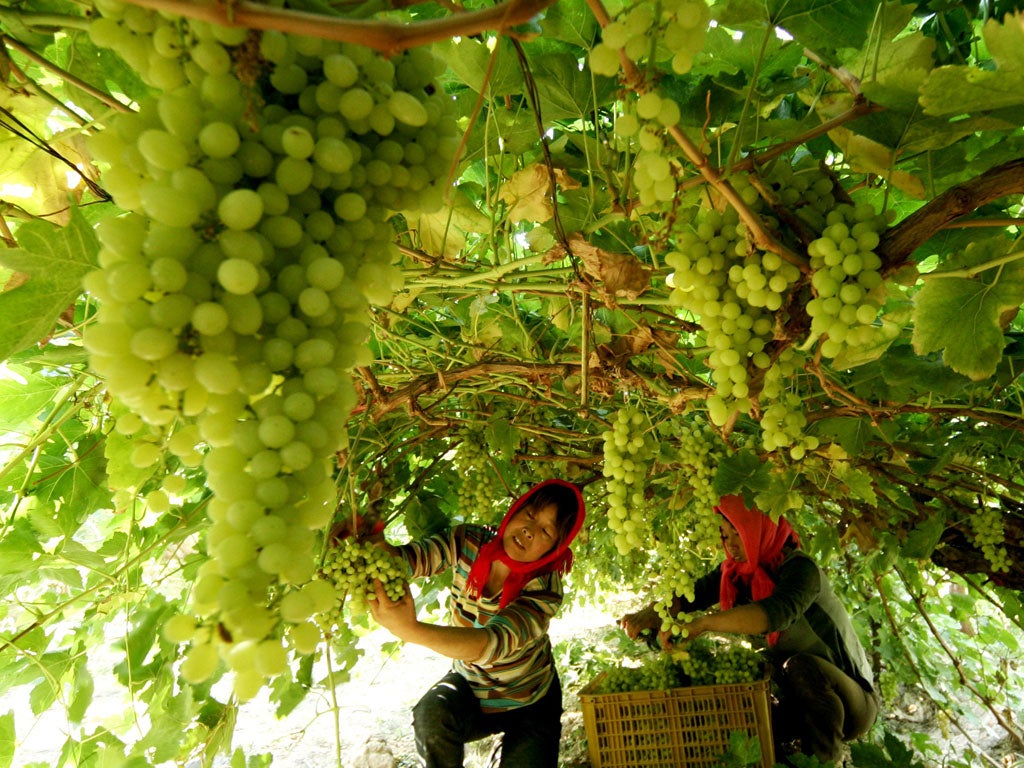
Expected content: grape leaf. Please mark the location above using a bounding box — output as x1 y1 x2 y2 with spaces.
30 651 74 715
572 237 652 300
0 711 12 768
714 449 772 498
920 14 1024 116
901 512 946 560
410 187 490 259
809 416 875 457
912 240 1024 380
0 364 66 432
30 435 110 534
700 24 803 79
854 30 935 112
434 38 523 98
714 0 879 57
0 518 44 576
67 663 94 725
833 464 877 505
538 0 600 48
0 210 97 360
754 484 803 520
533 53 615 121
499 164 555 224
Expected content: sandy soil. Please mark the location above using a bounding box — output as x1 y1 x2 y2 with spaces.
8 599 1020 768
5 603 614 768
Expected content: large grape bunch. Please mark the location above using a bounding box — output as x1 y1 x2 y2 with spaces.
806 202 889 360
968 506 1012 574
667 198 803 426
664 160 893 457
602 406 658 555
81 2 458 698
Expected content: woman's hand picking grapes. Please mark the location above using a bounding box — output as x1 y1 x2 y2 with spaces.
620 603 660 639
368 578 416 635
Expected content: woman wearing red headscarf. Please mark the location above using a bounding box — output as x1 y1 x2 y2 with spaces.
620 494 879 763
368 479 586 768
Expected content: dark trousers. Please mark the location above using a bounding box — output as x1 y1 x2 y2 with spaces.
412 670 563 768
773 653 880 763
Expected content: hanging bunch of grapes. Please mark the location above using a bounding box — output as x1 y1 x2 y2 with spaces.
664 158 892 458
602 405 658 555
453 427 500 519
82 0 459 699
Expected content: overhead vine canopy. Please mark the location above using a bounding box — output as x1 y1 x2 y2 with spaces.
1 0 1023 764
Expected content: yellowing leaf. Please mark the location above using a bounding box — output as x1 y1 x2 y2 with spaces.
920 13 1024 116
570 236 652 301
827 127 926 198
499 164 554 224
410 187 490 258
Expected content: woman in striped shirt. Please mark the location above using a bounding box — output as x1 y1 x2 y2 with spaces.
368 478 586 768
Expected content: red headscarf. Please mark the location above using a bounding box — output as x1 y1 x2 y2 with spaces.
465 479 585 609
715 494 801 646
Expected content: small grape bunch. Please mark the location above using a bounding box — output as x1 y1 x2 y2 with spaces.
321 539 408 614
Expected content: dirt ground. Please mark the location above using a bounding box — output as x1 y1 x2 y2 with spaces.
4 601 613 768
8 598 1021 768
202 603 613 768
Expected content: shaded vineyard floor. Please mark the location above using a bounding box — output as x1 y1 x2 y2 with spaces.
7 598 1020 767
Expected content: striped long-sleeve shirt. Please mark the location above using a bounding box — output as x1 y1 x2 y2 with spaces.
397 524 563 712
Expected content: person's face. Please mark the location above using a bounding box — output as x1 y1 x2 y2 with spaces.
502 502 559 563
720 519 746 562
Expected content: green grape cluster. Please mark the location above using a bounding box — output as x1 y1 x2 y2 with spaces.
602 406 657 555
596 639 763 694
968 506 1011 573
588 0 711 209
756 348 820 459
80 1 457 696
760 160 838 234
596 652 685 694
656 595 699 637
662 162 890 457
453 428 498 518
673 418 723 515
667 199 801 427
320 539 408 614
676 636 764 686
613 100 683 208
589 0 712 78
806 202 888 359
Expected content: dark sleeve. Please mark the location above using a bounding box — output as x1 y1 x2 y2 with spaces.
756 554 821 633
673 564 723 614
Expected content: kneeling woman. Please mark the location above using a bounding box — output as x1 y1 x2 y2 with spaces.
369 479 586 768
621 495 878 763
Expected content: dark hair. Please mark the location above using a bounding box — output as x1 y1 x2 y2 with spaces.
523 483 580 546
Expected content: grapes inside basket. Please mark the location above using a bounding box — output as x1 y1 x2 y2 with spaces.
593 636 765 694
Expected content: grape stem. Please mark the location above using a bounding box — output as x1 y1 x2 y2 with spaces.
1 33 131 117
920 248 1024 280
115 0 557 56
878 157 1024 271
